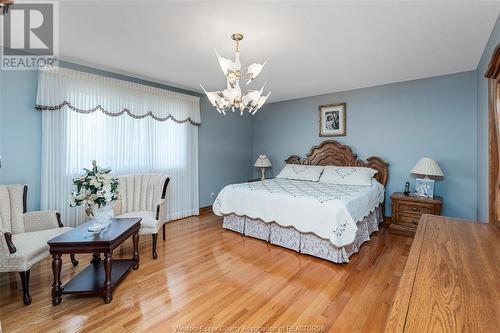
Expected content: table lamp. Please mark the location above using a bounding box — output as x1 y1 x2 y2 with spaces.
411 157 444 198
254 155 272 180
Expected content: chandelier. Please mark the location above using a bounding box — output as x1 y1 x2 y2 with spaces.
200 33 270 115
0 0 14 15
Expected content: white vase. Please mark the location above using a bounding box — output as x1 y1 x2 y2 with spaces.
93 205 114 226
87 205 113 232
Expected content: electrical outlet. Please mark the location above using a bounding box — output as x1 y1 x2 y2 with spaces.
210 192 215 197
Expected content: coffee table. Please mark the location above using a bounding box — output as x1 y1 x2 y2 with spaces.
48 218 141 305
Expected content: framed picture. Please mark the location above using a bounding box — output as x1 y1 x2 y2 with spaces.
319 103 346 136
415 178 435 198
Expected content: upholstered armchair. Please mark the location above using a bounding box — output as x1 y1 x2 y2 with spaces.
114 174 170 259
0 185 77 305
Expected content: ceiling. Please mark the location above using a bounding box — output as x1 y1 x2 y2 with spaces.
57 1 500 103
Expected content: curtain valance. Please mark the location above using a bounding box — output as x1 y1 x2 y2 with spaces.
35 67 201 126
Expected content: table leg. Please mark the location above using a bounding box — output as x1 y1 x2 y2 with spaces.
70 254 79 266
51 253 62 305
132 232 140 270
103 252 113 303
91 252 101 265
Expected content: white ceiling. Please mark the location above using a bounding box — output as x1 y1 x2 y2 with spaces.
58 1 500 102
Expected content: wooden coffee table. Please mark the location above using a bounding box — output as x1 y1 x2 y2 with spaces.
48 218 141 305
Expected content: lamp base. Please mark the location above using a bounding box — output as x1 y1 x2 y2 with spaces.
260 168 266 181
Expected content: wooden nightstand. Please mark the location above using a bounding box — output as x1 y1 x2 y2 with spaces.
389 192 442 237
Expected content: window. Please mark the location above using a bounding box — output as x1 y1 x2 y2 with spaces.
38 68 200 226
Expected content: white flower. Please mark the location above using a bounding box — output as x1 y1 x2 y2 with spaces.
75 188 92 200
88 176 102 189
89 193 100 201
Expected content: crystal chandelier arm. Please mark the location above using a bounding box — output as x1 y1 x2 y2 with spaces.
223 79 242 105
242 82 267 108
252 91 271 115
244 83 270 115
215 49 234 75
242 92 258 109
200 84 225 114
246 58 270 84
200 84 217 106
217 94 231 114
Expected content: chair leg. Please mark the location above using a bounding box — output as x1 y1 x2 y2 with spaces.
70 254 79 266
162 223 166 241
152 234 158 259
91 252 101 265
19 270 32 305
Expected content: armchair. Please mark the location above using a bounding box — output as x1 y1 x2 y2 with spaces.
0 185 77 305
114 174 170 259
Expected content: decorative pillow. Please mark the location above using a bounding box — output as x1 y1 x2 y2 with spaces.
319 166 377 185
275 164 325 182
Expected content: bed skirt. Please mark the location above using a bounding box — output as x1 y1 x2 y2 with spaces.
222 205 382 263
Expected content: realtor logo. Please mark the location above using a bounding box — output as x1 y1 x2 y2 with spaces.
1 1 58 70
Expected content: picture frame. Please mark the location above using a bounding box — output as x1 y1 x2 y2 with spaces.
415 178 435 198
319 103 346 137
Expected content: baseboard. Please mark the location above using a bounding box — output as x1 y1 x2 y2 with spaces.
199 206 213 215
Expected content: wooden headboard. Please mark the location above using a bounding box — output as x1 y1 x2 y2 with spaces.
285 140 389 186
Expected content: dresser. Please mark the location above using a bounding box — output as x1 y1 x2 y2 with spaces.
386 214 500 332
389 192 442 236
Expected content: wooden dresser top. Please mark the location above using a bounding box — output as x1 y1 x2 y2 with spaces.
386 214 500 332
390 192 442 205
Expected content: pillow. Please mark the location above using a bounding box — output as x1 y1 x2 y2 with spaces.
275 164 324 182
319 166 377 185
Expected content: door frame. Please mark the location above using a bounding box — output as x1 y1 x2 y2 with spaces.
485 43 500 227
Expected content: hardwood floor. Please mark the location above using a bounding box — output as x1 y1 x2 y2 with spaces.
0 212 411 333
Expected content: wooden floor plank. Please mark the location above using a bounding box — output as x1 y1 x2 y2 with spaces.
0 213 409 332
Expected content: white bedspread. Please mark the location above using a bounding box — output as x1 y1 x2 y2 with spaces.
213 178 384 247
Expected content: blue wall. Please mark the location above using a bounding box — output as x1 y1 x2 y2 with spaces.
0 60 253 211
3 25 500 219
476 16 500 222
253 71 477 219
65 63 254 208
0 70 41 211
198 97 254 207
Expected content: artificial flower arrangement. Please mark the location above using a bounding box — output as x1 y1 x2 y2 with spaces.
70 160 120 219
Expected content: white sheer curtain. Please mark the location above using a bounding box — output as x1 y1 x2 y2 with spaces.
38 68 200 227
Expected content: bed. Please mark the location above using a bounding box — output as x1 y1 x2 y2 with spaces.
213 140 389 263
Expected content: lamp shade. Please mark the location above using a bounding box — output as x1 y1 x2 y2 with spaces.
254 155 272 168
411 158 444 177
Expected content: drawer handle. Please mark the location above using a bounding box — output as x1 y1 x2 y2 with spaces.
411 207 418 211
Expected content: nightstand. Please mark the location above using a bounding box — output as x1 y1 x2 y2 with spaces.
389 192 442 237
